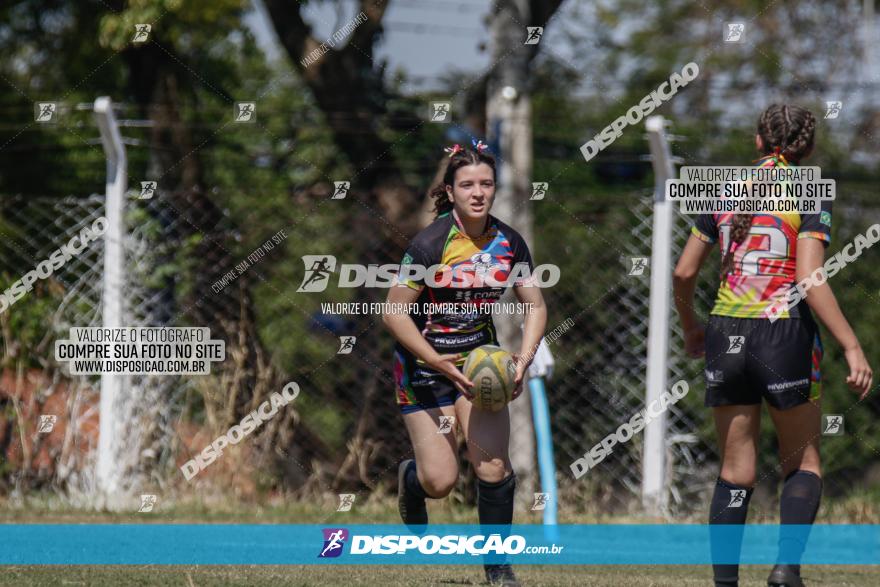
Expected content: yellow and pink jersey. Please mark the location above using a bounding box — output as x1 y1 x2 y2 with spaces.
691 155 832 319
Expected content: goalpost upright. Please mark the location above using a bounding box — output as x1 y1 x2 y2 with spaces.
642 115 677 515
93 97 127 501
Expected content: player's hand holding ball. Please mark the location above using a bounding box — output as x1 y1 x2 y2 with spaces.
427 353 475 398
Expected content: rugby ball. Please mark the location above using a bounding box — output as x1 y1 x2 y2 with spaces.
463 345 517 412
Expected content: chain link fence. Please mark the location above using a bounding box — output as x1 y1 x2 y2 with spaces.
2 179 878 519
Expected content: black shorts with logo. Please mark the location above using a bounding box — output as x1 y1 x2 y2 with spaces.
704 313 822 410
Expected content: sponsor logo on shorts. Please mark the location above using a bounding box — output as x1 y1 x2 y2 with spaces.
766 378 809 393
705 369 725 385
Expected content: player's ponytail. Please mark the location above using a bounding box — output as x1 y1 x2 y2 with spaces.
720 104 817 278
430 144 497 218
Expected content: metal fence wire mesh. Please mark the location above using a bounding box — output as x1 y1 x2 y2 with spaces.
1 185 878 518
0 195 106 491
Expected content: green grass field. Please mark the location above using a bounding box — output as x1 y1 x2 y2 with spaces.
2 494 878 586
1 565 878 586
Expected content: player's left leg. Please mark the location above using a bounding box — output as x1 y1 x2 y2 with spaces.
454 395 519 586
766 401 822 587
753 316 822 587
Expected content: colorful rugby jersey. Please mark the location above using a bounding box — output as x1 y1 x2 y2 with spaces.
396 210 534 364
691 155 832 319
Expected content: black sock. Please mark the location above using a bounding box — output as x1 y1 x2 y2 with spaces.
778 470 822 576
404 460 429 500
709 477 753 587
477 473 516 568
477 472 516 525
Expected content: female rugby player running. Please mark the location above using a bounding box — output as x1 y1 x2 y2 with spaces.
382 141 547 587
673 104 872 587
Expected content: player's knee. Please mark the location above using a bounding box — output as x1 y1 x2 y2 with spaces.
472 458 511 484
420 471 457 498
782 457 821 480
719 465 756 488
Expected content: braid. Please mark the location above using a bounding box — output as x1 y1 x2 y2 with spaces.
780 110 816 162
757 103 816 163
720 214 753 278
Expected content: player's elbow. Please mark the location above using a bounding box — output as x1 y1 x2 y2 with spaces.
673 264 698 283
